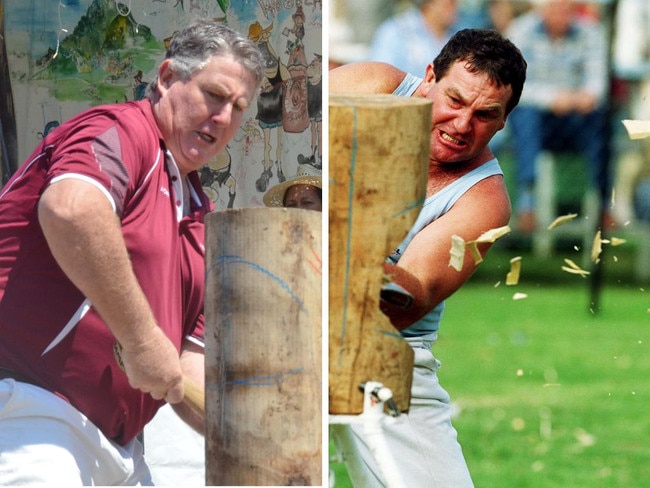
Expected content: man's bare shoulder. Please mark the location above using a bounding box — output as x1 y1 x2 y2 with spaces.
329 62 406 95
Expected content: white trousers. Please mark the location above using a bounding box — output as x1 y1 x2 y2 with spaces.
0 379 153 486
332 333 474 488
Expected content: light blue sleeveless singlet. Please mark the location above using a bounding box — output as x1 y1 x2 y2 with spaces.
390 73 504 337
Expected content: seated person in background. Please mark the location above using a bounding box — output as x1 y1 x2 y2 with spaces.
505 0 612 233
263 164 322 211
367 0 460 77
483 0 529 155
485 0 520 33
612 0 650 226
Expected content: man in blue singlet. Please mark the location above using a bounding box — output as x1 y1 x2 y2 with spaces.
330 29 527 487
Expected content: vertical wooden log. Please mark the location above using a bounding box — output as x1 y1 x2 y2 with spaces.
329 94 431 414
205 207 322 486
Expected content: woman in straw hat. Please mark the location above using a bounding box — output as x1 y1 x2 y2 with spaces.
263 164 321 211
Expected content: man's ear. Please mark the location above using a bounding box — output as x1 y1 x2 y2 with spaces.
157 59 174 92
423 63 436 83
498 114 508 131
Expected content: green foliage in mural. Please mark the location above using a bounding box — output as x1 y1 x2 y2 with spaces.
217 0 229 14
33 0 162 104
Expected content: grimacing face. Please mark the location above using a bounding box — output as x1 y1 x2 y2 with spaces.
155 54 258 176
423 61 511 165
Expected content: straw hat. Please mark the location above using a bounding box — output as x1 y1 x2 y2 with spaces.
263 164 322 207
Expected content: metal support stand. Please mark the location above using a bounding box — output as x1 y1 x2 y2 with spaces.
329 382 406 488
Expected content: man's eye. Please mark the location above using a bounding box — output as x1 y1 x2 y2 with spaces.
477 111 499 121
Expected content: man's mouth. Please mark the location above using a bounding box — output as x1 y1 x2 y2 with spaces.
197 131 216 144
441 131 463 145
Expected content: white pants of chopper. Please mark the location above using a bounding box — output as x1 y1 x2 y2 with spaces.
332 333 474 488
0 379 153 486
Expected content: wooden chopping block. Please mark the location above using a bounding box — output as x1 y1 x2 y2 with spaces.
205 207 322 486
329 94 431 415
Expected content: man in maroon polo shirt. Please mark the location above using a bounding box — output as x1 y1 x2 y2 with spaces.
0 20 263 485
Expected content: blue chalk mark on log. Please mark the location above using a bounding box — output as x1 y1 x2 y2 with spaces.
209 254 306 313
227 367 305 387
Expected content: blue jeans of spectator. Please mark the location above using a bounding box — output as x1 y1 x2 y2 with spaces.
508 105 611 212
635 178 650 222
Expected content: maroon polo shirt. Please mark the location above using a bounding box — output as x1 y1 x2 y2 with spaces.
0 100 210 444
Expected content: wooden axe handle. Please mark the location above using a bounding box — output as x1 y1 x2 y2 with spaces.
181 376 205 415
113 341 205 414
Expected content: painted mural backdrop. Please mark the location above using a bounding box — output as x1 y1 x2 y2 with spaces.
1 0 322 208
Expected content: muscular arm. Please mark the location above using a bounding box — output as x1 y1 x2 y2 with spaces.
382 175 511 330
38 178 184 404
329 61 407 95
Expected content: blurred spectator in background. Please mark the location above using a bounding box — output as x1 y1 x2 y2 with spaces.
263 164 322 211
484 0 529 155
630 134 650 222
612 0 650 225
506 0 612 233
486 0 533 32
367 0 461 77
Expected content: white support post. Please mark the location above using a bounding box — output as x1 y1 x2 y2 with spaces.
329 382 406 488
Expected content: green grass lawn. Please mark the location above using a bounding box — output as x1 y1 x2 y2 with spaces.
439 281 650 488
330 244 650 487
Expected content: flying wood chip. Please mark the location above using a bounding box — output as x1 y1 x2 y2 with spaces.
448 226 511 271
591 231 628 263
622 119 650 140
466 241 483 265
474 225 511 243
548 213 578 230
449 235 466 271
561 258 590 277
591 230 604 263
506 256 522 285
468 225 511 265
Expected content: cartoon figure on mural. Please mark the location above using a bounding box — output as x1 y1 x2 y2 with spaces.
283 1 319 173
283 2 310 138
133 70 148 100
233 117 264 158
306 52 322 169
249 20 289 193
285 3 305 47
199 148 237 209
248 0 317 195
